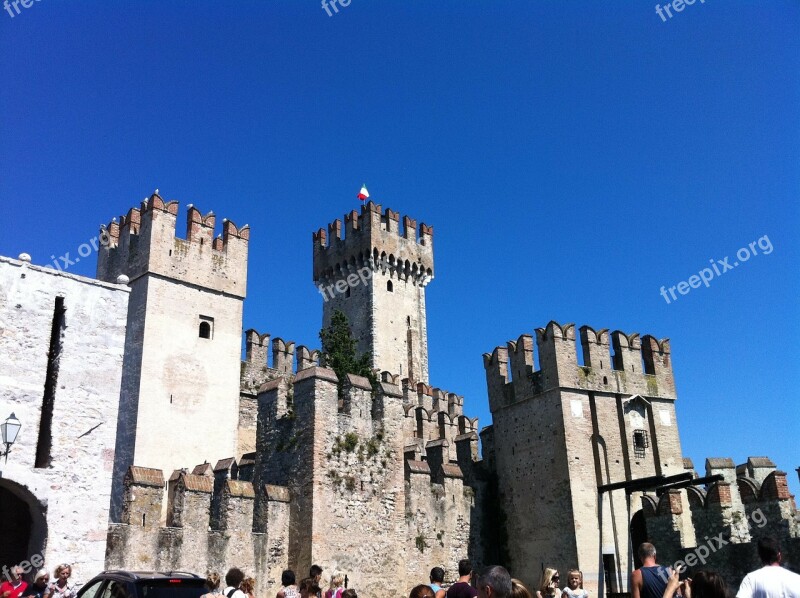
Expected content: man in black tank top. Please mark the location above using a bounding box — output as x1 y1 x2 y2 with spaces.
632 543 673 598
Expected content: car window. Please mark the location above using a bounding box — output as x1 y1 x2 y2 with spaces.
99 581 134 598
78 581 105 598
137 581 206 598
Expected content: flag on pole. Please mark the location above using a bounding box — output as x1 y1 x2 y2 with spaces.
357 184 369 201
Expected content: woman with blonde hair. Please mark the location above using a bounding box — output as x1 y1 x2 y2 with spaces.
536 569 560 598
511 579 533 598
324 573 344 598
44 565 75 598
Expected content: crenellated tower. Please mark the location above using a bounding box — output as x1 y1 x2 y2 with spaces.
97 192 249 521
482 321 684 597
313 201 434 383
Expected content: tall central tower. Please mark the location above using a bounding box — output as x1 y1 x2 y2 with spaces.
313 201 433 382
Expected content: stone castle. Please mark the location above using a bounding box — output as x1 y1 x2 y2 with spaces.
0 192 797 598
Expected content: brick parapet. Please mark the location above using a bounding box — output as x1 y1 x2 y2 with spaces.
312 200 433 284
484 321 676 415
97 194 248 297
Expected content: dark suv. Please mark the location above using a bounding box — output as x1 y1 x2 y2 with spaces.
77 571 207 598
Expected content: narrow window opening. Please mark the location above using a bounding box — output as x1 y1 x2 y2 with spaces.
387 280 393 292
169 249 172 256
36 296 65 468
141 513 146 527
170 394 173 404
633 429 649 458
603 376 608 385
199 322 211 338
603 554 618 594
407 316 411 326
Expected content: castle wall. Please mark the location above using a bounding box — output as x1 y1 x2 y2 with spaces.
130 275 243 498
106 467 291 598
484 322 686 596
642 468 800 590
97 196 248 521
0 255 128 582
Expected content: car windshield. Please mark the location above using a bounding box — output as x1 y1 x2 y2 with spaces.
137 581 206 598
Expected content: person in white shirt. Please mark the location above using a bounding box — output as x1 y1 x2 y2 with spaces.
738 537 800 598
222 569 247 598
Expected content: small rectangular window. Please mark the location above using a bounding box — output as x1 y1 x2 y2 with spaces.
633 429 649 458
199 315 214 339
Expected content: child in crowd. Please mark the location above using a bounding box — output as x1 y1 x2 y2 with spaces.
276 571 298 598
324 573 344 598
562 570 588 598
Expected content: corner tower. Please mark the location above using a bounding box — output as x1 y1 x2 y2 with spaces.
97 192 249 520
313 201 433 383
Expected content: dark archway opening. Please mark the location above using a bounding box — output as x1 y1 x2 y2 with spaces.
0 485 33 568
0 481 47 570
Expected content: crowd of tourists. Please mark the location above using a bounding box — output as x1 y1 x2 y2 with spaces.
3 535 798 598
0 565 76 598
633 537 800 598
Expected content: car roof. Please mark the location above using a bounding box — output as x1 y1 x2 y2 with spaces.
95 572 203 582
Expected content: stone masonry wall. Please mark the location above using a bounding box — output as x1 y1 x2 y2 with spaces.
0 255 128 582
106 467 291 598
98 197 249 521
314 201 433 383
484 321 684 596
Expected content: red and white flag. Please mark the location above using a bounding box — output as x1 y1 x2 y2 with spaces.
357 184 369 201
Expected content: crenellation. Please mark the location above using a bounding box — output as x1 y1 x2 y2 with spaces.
483 346 510 412
507 334 535 399
535 321 578 388
579 325 610 369
403 215 417 240
121 466 165 528
98 195 248 297
272 338 296 373
296 345 320 370
186 205 216 245
611 330 642 373
737 456 777 486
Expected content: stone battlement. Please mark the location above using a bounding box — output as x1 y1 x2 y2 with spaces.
97 193 249 297
484 320 675 412
641 458 799 589
313 201 433 284
107 464 289 596
241 329 321 394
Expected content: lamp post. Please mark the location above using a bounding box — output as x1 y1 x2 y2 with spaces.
1 413 21 462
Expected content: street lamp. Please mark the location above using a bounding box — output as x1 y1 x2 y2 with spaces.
1 413 21 462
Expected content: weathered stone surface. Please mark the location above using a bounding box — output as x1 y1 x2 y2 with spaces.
0 255 128 581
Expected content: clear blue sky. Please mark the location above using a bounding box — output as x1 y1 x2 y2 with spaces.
1 1 798 494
